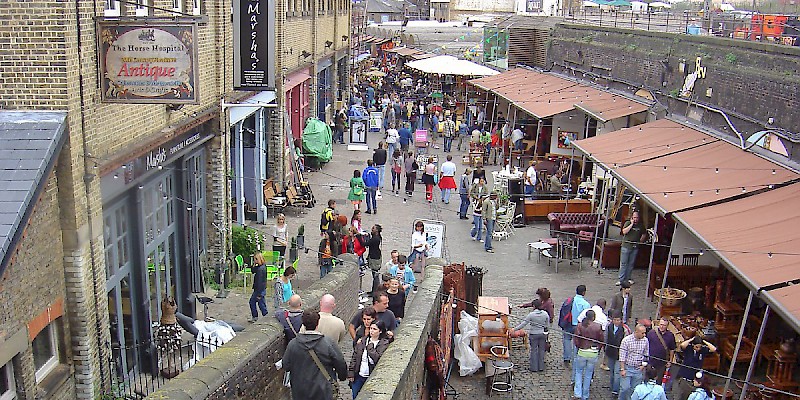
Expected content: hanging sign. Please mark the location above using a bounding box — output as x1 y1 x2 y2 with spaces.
98 21 198 104
233 0 276 90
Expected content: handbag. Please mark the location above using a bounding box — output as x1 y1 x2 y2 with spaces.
545 341 551 353
353 183 364 197
308 348 339 399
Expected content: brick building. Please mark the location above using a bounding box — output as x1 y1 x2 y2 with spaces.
0 0 349 399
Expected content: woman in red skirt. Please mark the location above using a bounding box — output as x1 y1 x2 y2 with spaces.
421 157 437 203
437 154 458 204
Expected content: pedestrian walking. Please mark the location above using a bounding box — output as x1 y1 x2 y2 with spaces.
351 209 363 232
470 180 487 242
318 231 337 278
390 150 402 196
348 170 365 211
404 151 417 197
320 199 337 235
646 317 676 385
618 324 650 400
365 224 383 294
283 310 348 400
481 191 498 253
388 254 415 296
438 155 457 204
573 310 604 400
304 294 347 344
606 310 631 396
348 306 376 347
422 157 436 203
442 114 456 152
409 220 429 272
348 320 393 398
386 127 399 160
610 280 634 325
619 210 647 285
385 278 406 324
398 122 412 153
363 160 379 214
275 294 303 344
514 299 550 372
372 142 387 194
458 168 472 219
247 252 268 323
519 287 555 323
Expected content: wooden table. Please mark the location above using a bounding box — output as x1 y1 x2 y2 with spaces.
714 301 744 336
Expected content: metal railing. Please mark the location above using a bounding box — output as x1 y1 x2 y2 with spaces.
101 336 226 399
564 10 800 45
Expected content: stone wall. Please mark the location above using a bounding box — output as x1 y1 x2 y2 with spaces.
146 254 361 400
548 23 800 158
355 264 445 400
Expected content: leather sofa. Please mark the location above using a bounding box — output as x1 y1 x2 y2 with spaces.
547 212 604 237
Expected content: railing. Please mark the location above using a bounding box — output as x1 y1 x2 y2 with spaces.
564 10 800 45
101 335 226 399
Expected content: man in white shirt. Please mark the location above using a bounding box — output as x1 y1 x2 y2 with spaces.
511 125 525 150
386 127 399 160
577 299 609 330
525 160 537 198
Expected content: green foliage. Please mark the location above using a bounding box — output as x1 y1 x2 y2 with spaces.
668 88 680 97
231 225 263 259
724 53 737 64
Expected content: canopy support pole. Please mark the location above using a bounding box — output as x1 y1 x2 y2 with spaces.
564 145 575 213
644 216 659 307
656 229 678 312
723 290 754 397
739 305 770 400
596 174 614 273
534 119 542 163
589 169 608 268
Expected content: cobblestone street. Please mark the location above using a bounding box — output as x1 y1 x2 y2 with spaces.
207 129 658 399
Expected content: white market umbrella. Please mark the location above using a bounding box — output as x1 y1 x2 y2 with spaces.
405 55 499 77
720 3 735 11
649 1 672 8
583 0 600 6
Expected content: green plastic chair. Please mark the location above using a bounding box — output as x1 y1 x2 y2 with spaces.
236 255 253 288
266 264 281 281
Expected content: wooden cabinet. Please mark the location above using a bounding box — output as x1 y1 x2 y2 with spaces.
475 296 510 361
524 199 592 221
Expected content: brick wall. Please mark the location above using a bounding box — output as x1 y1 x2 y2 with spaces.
0 172 76 399
145 253 361 400
548 24 800 146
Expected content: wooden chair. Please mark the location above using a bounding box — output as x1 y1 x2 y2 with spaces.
262 184 286 218
285 185 310 215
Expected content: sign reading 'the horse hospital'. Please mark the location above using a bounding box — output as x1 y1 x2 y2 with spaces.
98 22 198 104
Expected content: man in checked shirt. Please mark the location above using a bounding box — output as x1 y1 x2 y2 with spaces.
618 324 650 400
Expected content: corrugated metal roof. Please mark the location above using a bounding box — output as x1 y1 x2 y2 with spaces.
0 111 67 274
469 68 649 120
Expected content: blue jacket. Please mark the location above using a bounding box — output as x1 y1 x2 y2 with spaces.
363 166 379 188
398 127 412 146
388 264 416 295
571 294 591 326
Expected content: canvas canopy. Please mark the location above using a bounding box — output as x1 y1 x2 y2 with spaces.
405 55 499 77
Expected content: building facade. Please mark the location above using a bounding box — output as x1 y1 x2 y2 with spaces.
0 0 349 399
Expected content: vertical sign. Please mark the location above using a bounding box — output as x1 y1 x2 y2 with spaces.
233 0 276 90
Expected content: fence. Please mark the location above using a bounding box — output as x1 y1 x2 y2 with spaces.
102 335 227 399
565 10 800 45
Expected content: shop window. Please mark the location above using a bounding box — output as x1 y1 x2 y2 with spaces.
172 0 182 13
32 323 60 383
0 361 15 400
104 0 121 16
135 0 149 16
192 0 201 15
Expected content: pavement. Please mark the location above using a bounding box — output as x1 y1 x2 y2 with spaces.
204 128 663 399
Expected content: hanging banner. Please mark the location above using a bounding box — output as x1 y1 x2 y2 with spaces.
233 0 276 90
98 21 198 104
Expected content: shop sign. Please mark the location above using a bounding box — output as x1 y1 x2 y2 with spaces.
233 0 276 90
98 21 198 104
118 130 213 184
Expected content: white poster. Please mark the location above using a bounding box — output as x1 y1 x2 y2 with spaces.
369 112 383 132
350 118 367 144
411 219 446 259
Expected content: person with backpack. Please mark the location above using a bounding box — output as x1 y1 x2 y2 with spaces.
458 167 472 219
560 285 591 366
320 199 337 235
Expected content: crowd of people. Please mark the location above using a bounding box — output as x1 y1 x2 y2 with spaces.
509 282 718 400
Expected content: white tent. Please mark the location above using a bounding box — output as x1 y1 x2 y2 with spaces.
649 1 672 8
631 1 648 12
720 3 735 11
405 55 500 76
582 0 600 6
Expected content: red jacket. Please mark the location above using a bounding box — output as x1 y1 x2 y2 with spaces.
341 234 366 256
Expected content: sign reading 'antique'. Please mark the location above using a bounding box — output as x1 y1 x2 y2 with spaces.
233 0 276 90
98 22 198 104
